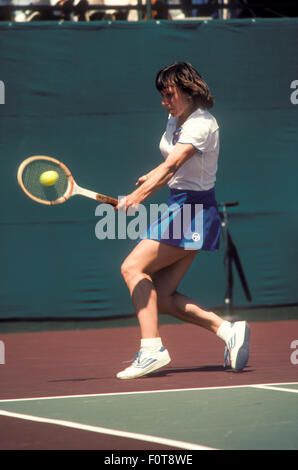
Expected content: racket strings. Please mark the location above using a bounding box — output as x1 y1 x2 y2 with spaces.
21 160 69 203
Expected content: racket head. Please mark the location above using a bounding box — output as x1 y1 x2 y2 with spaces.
17 155 74 205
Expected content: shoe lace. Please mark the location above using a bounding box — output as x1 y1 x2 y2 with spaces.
122 351 141 364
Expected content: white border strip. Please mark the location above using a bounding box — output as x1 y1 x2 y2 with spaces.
0 409 217 450
250 384 298 394
0 382 297 404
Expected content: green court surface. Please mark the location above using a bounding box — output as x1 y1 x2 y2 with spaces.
0 382 297 450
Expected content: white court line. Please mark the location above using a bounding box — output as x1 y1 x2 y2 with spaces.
250 384 298 394
0 382 297 404
0 409 217 450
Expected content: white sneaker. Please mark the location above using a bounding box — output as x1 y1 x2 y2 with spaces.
117 346 171 379
224 321 250 371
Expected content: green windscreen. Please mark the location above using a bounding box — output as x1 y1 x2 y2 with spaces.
1 19 298 319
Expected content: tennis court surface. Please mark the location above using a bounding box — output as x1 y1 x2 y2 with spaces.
0 312 297 450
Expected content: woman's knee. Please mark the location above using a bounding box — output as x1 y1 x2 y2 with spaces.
121 256 148 288
121 258 136 284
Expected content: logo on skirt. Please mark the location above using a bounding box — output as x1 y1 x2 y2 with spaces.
192 232 201 242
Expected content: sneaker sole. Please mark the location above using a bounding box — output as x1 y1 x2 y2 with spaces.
117 355 171 380
233 322 251 371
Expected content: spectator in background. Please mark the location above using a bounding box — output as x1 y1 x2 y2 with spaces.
87 0 184 21
168 0 185 20
24 0 84 21
11 0 27 21
141 0 185 20
9 0 190 22
87 0 138 21
84 0 104 20
24 0 68 21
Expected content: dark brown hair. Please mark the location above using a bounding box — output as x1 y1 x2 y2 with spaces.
155 62 214 109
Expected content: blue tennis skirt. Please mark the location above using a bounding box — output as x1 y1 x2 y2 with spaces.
139 187 221 251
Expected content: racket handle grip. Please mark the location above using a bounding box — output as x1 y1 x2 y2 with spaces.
96 193 118 207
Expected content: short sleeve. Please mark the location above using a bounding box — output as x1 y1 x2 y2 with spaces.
177 114 218 154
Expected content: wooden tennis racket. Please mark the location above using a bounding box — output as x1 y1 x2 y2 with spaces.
17 155 118 207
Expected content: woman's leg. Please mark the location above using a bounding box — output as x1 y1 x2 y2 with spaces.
152 254 224 334
118 239 194 378
152 258 250 372
121 238 224 337
120 239 193 339
119 238 250 378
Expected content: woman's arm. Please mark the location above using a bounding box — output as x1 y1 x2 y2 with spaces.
117 143 197 211
135 167 159 187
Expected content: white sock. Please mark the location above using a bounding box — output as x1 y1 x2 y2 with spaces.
140 337 163 352
216 321 232 342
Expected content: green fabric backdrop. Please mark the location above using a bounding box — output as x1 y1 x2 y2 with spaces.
0 19 298 319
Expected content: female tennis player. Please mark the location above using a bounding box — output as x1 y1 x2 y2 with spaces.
115 62 250 379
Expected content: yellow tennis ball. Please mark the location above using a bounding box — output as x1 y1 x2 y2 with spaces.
39 170 59 186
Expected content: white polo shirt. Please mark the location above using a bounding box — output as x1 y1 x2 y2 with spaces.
159 108 219 191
